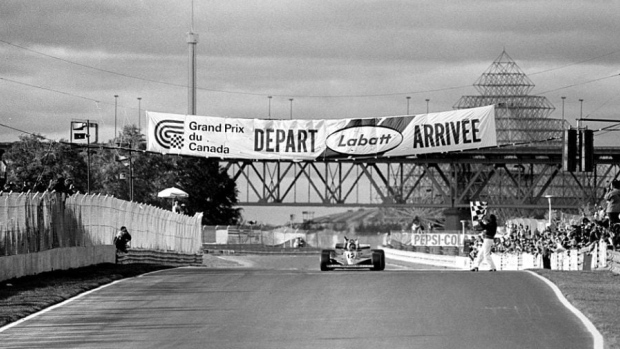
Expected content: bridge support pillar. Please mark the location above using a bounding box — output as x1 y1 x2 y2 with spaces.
443 208 462 231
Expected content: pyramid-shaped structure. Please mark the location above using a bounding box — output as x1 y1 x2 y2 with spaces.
453 50 562 146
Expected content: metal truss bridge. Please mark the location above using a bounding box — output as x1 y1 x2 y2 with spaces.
224 50 620 221
222 146 620 219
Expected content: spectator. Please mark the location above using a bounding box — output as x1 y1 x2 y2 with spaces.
536 238 552 269
383 232 392 247
114 226 132 253
172 200 181 213
48 176 66 193
411 216 424 234
64 178 76 195
2 181 15 192
21 181 32 192
467 235 482 261
33 179 46 192
605 180 620 225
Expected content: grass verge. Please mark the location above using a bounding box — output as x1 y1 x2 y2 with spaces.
531 269 620 349
0 263 172 327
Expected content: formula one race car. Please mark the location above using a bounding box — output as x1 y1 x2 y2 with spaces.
320 237 385 271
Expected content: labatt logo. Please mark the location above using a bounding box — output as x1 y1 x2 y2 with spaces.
326 126 402 155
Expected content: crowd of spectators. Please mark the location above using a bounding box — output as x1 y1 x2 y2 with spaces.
466 207 620 263
2 176 75 195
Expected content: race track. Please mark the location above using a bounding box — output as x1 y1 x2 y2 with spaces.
0 256 594 349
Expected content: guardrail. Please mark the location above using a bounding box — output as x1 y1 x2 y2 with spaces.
116 248 203 267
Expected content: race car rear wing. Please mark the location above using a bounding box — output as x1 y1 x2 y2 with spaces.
334 243 371 250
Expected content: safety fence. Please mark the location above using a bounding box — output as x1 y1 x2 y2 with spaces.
1 191 203 256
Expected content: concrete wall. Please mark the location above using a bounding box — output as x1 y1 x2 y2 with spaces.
0 245 116 282
384 243 607 271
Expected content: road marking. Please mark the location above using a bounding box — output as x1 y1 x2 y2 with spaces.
526 270 604 349
0 268 173 333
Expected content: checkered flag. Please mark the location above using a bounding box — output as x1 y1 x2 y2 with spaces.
169 134 184 149
470 201 488 228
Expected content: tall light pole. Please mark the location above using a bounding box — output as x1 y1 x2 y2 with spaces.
579 98 584 121
187 32 199 115
406 96 411 115
129 141 133 202
425 99 430 114
268 96 272 118
561 96 566 129
114 95 118 139
578 98 584 130
137 97 142 132
86 119 91 194
544 195 553 227
187 0 198 115
289 98 294 120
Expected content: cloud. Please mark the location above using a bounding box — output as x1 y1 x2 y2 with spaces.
0 0 619 144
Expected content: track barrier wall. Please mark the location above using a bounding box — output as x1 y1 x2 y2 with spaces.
0 245 116 281
384 241 608 271
1 191 204 281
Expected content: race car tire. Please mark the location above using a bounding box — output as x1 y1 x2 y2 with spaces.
371 249 385 271
320 250 334 271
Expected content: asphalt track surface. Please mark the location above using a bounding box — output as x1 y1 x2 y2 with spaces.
0 256 595 349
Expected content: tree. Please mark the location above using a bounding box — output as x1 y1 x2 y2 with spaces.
90 125 241 224
3 134 87 193
173 157 241 225
91 125 151 201
3 127 242 226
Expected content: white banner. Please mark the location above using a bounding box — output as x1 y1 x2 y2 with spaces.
411 233 466 247
147 105 496 160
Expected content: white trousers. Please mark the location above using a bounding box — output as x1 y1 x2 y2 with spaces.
474 238 496 270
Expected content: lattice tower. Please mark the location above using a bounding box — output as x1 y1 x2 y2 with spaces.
453 50 563 146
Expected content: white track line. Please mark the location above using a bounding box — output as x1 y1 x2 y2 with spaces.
526 270 604 349
0 268 172 333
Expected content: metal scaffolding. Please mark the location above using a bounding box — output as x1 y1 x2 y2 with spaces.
223 50 620 225
454 50 562 146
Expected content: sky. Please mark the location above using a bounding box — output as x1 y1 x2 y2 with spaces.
1 0 620 224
